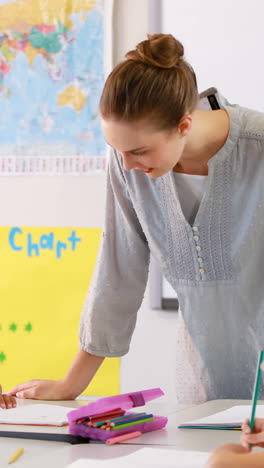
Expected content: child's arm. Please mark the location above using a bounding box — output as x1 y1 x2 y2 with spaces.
7 350 104 400
206 443 264 468
0 384 16 408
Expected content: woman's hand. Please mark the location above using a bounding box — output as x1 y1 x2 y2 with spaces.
241 418 264 449
7 379 72 400
0 384 16 409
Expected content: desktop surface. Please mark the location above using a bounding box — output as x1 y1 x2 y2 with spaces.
0 398 262 467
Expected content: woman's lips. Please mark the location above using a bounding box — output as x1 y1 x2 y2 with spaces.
142 168 153 173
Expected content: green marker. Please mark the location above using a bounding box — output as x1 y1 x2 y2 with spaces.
111 416 153 430
249 350 264 433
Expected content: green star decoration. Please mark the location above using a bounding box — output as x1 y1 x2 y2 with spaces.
24 322 33 332
0 352 6 363
9 323 17 332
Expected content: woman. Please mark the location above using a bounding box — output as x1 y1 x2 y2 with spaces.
7 34 264 403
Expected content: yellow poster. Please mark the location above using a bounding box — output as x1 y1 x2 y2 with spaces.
0 226 120 395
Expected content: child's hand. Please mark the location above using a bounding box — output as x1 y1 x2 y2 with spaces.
0 384 16 409
206 443 249 467
241 363 264 449
241 417 264 449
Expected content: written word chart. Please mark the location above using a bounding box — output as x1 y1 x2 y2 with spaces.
0 227 119 396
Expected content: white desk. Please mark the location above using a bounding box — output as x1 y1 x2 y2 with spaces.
125 399 255 449
0 399 88 468
0 399 261 467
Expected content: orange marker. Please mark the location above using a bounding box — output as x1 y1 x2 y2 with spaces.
106 431 142 445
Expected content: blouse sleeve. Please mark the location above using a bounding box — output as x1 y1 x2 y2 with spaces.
79 150 150 357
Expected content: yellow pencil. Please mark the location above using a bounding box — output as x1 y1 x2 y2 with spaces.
8 447 24 464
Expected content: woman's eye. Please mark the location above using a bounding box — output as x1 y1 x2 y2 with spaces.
132 152 146 156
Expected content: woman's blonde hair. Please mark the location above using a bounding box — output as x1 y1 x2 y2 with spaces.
100 34 198 129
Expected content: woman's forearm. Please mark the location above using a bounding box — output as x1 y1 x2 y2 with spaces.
61 349 105 399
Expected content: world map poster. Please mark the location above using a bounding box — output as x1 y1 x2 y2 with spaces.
0 0 106 174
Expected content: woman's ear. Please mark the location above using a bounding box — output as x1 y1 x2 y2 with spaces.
178 114 192 136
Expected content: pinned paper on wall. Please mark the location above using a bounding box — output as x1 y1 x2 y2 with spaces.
0 0 113 175
0 226 120 395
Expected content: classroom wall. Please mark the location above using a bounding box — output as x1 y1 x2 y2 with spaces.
0 0 179 401
161 0 264 111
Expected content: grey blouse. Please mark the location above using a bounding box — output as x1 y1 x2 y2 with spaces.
80 90 264 400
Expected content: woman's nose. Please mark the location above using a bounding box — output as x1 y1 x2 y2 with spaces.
122 154 136 171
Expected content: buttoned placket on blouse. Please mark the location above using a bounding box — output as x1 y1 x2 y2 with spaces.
160 105 240 283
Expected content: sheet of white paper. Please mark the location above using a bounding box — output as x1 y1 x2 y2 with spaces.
0 404 75 426
66 448 209 468
180 405 264 427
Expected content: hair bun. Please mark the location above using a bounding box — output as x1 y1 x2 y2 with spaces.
125 33 184 69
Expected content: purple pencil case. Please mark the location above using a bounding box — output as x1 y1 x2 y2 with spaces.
67 388 168 442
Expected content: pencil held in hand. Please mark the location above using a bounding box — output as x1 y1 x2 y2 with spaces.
249 351 264 433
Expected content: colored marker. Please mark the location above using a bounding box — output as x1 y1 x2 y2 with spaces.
77 408 125 425
109 412 147 423
111 416 153 430
112 413 153 427
94 412 147 427
106 431 142 445
76 417 88 425
89 408 125 423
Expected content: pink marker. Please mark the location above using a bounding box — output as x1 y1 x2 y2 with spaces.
106 431 142 445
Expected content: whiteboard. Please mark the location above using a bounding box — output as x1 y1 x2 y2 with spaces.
161 0 264 110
